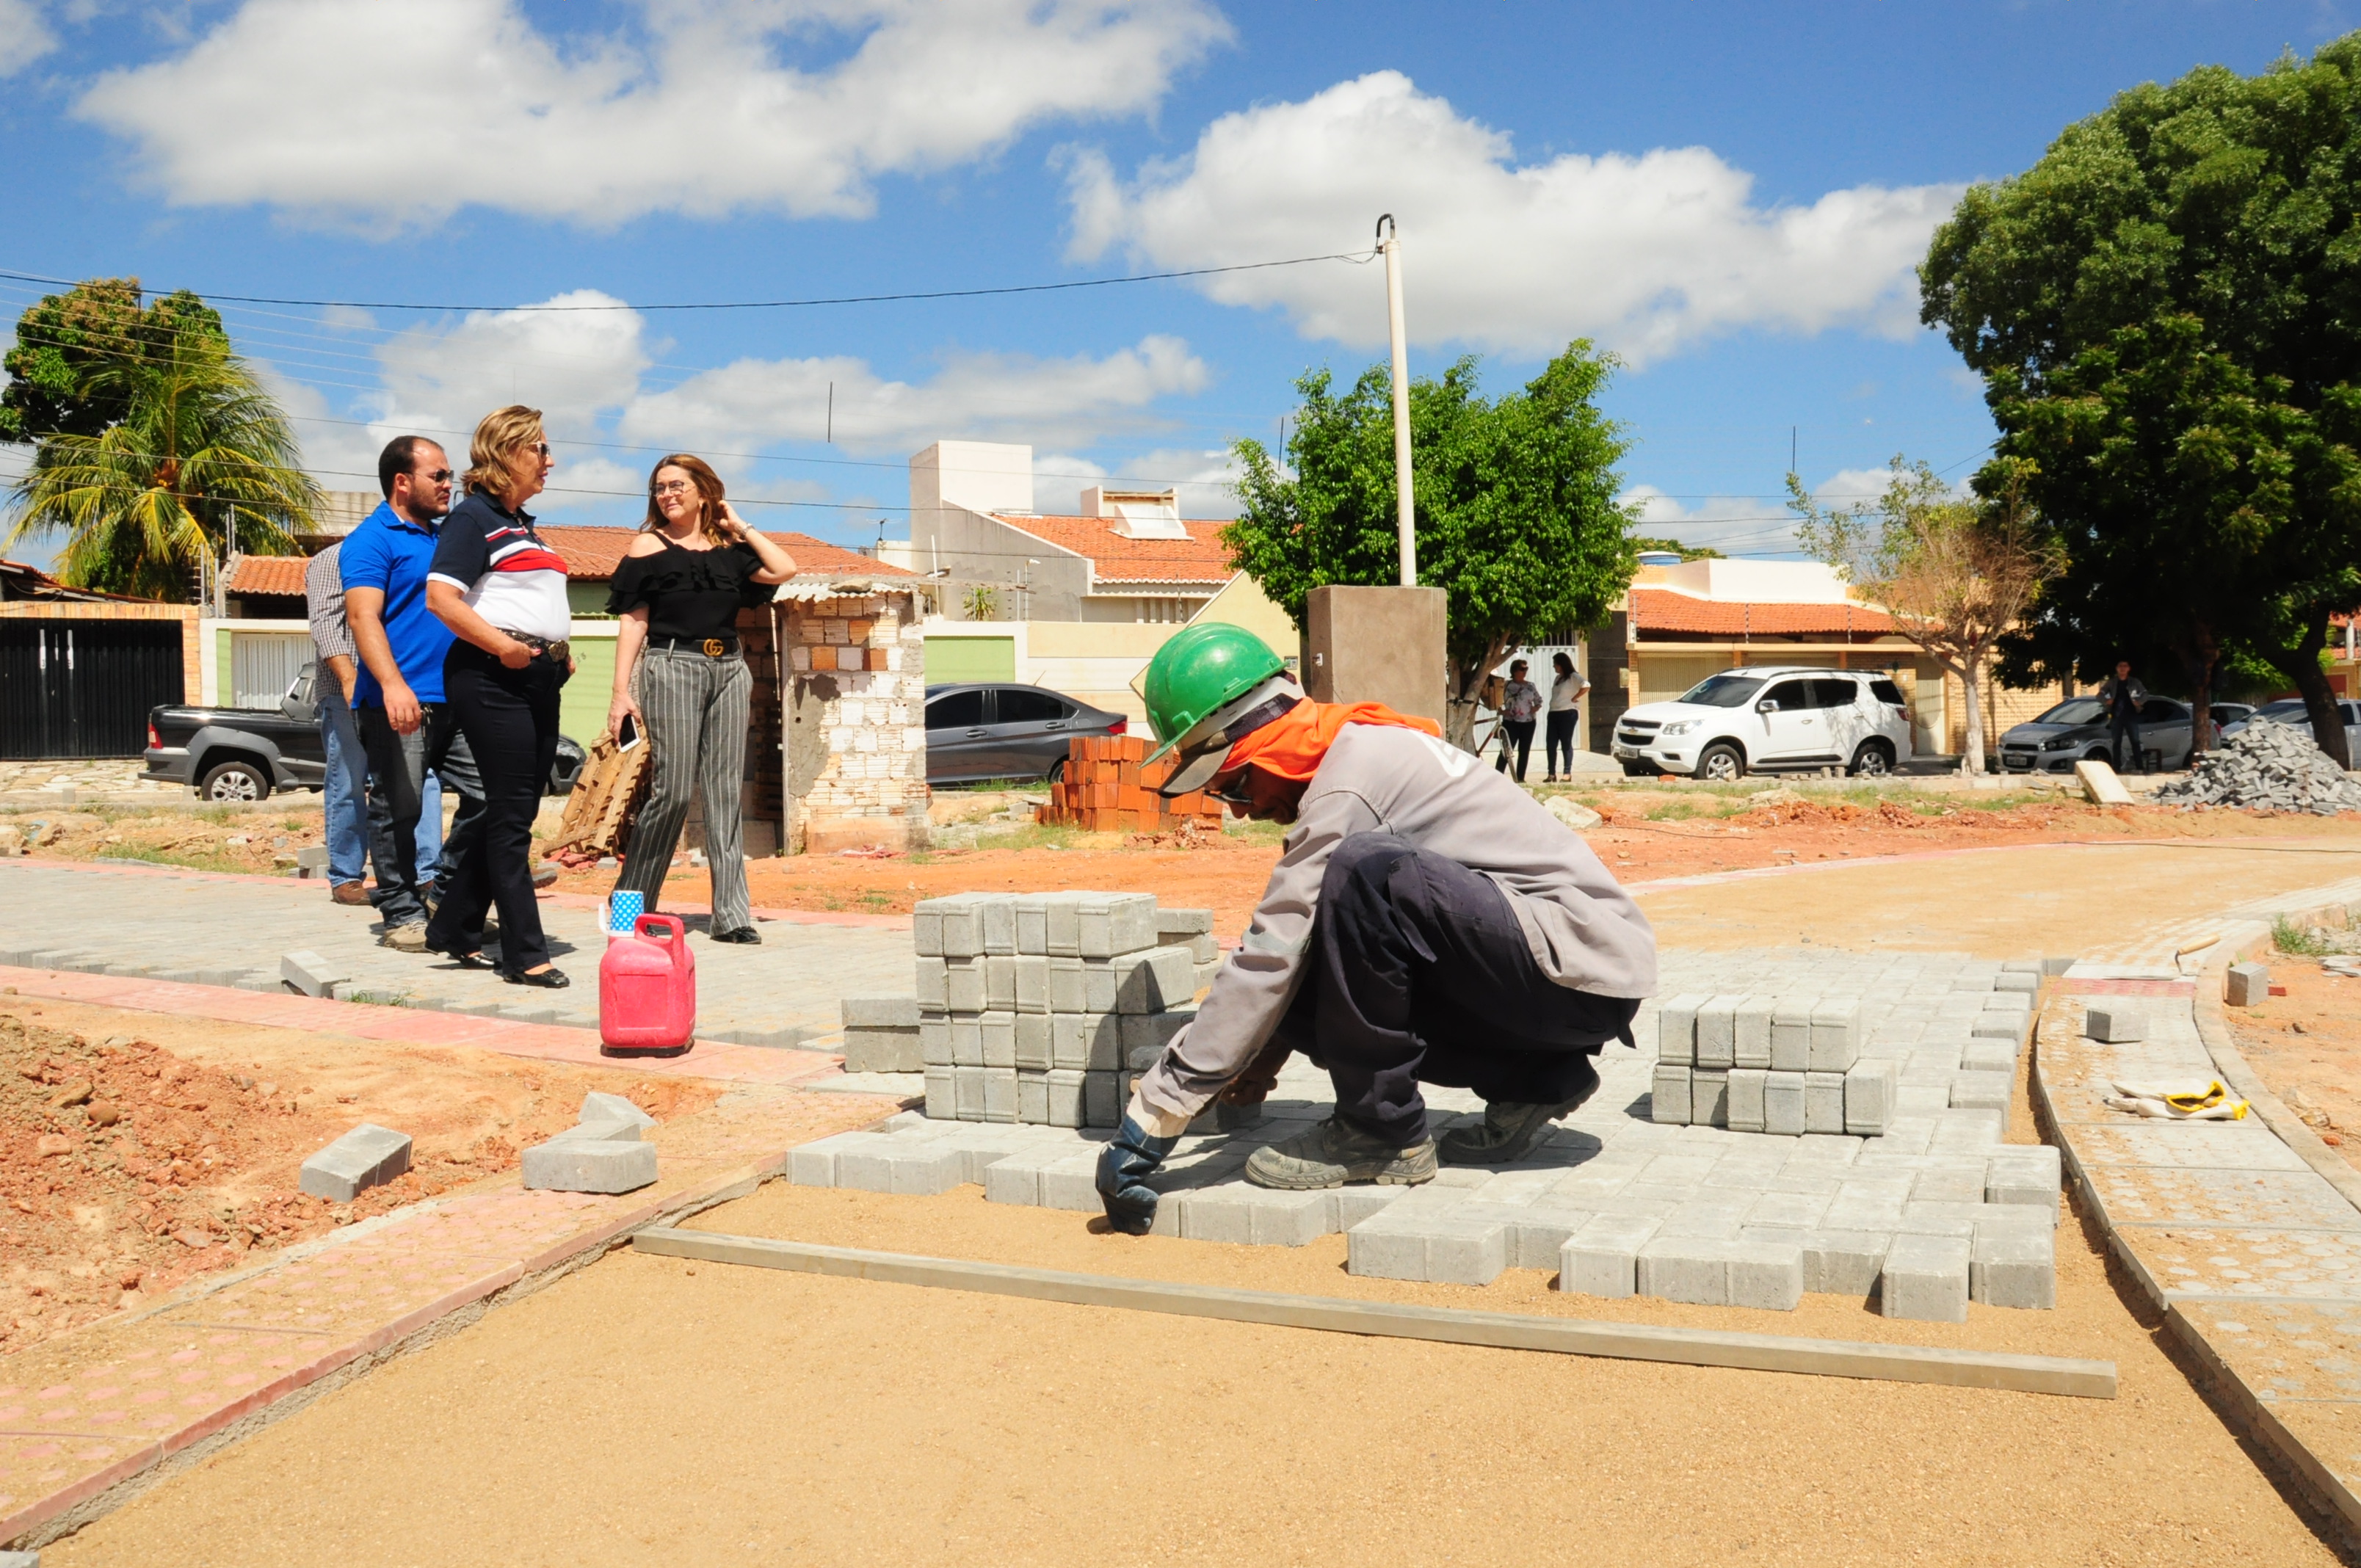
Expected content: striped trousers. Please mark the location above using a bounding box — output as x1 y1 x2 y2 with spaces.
614 647 752 933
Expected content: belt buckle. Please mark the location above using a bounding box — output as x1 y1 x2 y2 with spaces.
701 638 725 658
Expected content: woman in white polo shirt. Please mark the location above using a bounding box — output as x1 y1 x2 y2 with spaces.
421 404 574 987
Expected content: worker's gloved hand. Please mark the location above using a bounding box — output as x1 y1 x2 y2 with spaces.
1096 1115 1178 1235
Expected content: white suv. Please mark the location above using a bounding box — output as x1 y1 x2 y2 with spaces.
1611 667 1913 780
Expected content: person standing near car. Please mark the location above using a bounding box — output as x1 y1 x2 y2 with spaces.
1543 651 1589 782
1494 658 1542 782
422 407 575 986
303 542 371 907
2100 658 2150 774
603 455 797 945
345 436 487 952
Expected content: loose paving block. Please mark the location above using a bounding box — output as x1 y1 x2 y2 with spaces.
1691 1069 1729 1128
521 1136 657 1194
1727 1067 1768 1133
1157 907 1214 937
841 995 921 1028
1737 995 1777 1069
1763 1071 1806 1136
1424 1216 1511 1285
1563 1213 1661 1298
1843 1057 1898 1136
1113 945 1197 1013
581 1090 656 1133
1973 1228 2056 1309
1078 893 1158 958
279 948 348 998
1770 1000 1813 1072
1802 1070 1846 1134
980 1012 1016 1069
300 1123 412 1200
1052 1012 1123 1071
1658 992 1704 1066
1016 1070 1050 1125
843 1027 922 1073
1045 1068 1087 1128
915 957 947 1009
1120 1007 1194 1061
1727 1240 1805 1310
2227 962 2270 1008
2084 1004 2146 1043
1809 998 1861 1072
1802 1230 1888 1296
1014 1013 1053 1071
1881 1232 1971 1322
1985 1147 2063 1213
924 1067 954 1119
982 1068 1019 1124
1951 1072 2012 1111
944 961 985 1014
1650 1064 1692 1125
1699 995 1744 1067
1637 1236 1730 1305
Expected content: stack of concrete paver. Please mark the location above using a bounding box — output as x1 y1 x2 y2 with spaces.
904 892 1219 1128
2153 721 2361 814
794 945 2067 1319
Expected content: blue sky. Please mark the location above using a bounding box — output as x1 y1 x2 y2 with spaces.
1 0 2354 572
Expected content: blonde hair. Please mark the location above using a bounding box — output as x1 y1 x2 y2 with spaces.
464 404 545 501
642 454 728 545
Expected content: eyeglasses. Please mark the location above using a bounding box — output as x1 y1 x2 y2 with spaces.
652 480 694 496
529 443 551 457
418 469 454 483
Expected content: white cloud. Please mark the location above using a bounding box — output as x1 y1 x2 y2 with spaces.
1621 485 1804 557
1030 445 1239 518
1065 71 1962 364
621 335 1210 457
76 0 1229 229
0 0 55 76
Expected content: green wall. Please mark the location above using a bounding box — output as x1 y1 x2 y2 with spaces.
924 634 1016 686
560 635 616 745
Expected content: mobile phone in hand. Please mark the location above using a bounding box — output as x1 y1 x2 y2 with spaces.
617 714 643 751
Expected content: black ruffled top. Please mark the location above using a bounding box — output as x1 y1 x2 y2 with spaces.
606 538 770 641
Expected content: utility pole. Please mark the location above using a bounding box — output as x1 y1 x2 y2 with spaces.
1378 214 1415 587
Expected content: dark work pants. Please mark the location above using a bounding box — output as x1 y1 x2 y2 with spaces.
358 700 485 928
427 644 564 971
1494 719 1537 782
2109 715 2144 774
1272 832 1641 1147
1545 710 1578 776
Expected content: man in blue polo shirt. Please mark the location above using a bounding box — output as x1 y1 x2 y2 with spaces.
345 435 485 951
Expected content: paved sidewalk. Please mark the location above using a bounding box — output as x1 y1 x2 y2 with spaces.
0 1081 899 1550
0 860 912 1049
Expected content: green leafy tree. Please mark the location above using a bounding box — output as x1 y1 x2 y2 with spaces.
1 278 228 444
5 327 318 599
1630 536 1724 561
1921 38 2361 763
1226 344 1638 748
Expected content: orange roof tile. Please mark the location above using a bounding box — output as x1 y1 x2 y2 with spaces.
535 525 913 582
991 515 1237 586
1631 589 1897 638
226 554 308 598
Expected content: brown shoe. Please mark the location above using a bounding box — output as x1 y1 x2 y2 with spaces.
330 880 369 907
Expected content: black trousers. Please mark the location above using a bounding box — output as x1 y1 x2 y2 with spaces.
357 699 485 928
1545 709 1578 775
1272 833 1640 1147
1494 719 1537 781
2109 715 2144 774
427 644 564 970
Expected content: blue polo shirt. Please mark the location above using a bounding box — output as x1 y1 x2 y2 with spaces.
340 502 455 706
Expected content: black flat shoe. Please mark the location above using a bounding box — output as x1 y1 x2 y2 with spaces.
427 943 490 968
501 966 570 989
708 926 761 945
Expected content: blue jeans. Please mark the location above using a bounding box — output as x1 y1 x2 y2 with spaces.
319 682 369 885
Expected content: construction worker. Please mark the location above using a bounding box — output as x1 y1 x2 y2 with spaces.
1098 624 1657 1235
2099 658 2150 774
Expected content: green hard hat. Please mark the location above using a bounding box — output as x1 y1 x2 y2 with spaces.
1142 623 1295 794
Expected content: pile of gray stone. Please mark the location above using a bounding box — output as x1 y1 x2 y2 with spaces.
2155 721 2361 814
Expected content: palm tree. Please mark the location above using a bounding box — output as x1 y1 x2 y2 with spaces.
4 328 319 600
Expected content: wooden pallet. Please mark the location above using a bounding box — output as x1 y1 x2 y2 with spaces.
1038 734 1224 833
547 733 653 860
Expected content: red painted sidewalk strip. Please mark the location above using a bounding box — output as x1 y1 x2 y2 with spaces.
0 967 841 1086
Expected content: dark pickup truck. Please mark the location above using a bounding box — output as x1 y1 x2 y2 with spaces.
145 664 587 802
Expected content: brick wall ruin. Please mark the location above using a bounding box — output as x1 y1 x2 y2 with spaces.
778 585 929 853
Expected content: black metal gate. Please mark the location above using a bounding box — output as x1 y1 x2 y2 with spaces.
0 618 185 760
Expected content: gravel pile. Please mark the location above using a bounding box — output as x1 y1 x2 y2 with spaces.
2153 720 2361 814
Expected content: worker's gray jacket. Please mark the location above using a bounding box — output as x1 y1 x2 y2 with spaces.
1137 722 1658 1122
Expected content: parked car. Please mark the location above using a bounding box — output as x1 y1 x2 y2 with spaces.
1611 667 1914 780
1996 697 2252 773
2219 697 2361 759
144 663 587 802
924 682 1128 784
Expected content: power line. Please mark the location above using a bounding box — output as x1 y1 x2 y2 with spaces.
0 251 1379 314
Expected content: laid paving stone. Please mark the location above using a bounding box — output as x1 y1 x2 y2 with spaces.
299 1122 412 1201
1881 1232 1971 1322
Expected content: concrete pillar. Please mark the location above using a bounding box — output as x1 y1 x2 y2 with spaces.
1302 585 1448 725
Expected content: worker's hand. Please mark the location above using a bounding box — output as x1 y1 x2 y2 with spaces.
338 669 358 705
384 681 424 736
497 636 534 671
1095 1115 1178 1236
603 693 642 743
1219 1035 1291 1108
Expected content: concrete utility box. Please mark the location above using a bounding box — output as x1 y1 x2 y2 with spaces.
1302 585 1446 725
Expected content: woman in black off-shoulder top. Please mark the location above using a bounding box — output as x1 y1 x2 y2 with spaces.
605 454 797 943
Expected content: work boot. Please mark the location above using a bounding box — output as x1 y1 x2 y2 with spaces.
379 921 429 952
1438 1062 1602 1166
1244 1116 1436 1191
330 880 368 907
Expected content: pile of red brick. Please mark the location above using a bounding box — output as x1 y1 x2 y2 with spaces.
1039 735 1225 832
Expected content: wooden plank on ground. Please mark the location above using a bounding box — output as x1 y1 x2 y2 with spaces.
633 1227 2117 1399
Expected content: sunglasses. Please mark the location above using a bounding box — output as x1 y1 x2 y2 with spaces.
416 468 454 483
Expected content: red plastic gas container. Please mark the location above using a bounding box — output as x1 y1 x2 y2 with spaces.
600 913 697 1057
